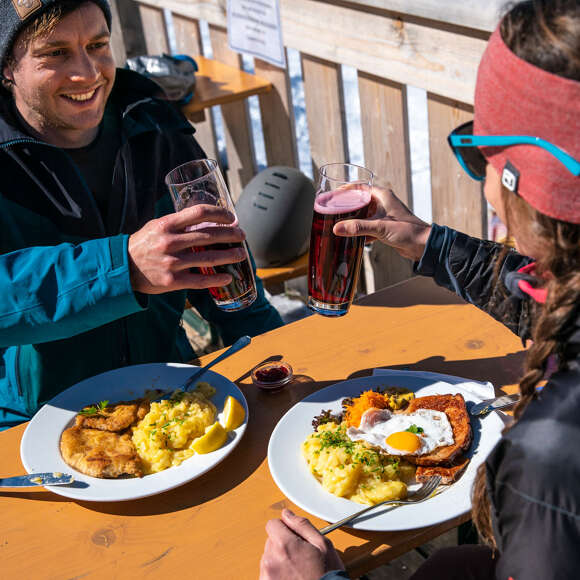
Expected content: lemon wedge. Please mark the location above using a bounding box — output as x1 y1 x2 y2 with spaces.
222 395 246 431
192 422 227 454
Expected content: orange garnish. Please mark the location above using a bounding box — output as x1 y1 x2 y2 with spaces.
344 390 389 428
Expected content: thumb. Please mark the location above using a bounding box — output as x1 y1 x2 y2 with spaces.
333 218 383 238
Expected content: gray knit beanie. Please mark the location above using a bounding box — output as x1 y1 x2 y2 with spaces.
0 0 112 68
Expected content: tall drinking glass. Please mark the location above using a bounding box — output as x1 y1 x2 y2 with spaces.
307 163 373 317
165 159 257 311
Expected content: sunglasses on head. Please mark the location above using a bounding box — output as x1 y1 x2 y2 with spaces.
447 120 580 182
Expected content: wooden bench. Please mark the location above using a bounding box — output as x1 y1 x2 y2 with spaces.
256 252 308 291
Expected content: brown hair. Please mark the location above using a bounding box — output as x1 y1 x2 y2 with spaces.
472 0 580 548
5 0 104 69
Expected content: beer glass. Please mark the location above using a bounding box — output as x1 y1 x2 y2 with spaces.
165 159 257 311
307 163 373 316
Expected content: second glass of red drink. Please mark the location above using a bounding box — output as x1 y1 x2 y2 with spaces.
307 163 374 317
165 159 257 311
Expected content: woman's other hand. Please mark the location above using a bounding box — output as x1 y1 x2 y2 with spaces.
333 186 431 262
260 509 346 580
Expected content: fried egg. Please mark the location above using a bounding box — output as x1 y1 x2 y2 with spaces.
346 408 454 456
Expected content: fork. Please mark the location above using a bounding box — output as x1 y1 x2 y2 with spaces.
318 476 442 535
469 393 520 416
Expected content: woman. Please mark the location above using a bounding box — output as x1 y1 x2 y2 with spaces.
260 1 579 578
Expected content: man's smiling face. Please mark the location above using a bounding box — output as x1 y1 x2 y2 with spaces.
3 2 115 148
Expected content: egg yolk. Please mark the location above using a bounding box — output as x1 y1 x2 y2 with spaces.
385 431 421 453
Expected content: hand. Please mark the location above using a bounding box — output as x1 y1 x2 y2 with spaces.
260 509 345 580
128 205 247 294
333 186 431 262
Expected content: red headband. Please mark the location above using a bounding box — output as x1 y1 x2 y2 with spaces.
474 27 580 224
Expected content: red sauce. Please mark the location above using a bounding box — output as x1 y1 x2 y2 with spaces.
255 365 289 382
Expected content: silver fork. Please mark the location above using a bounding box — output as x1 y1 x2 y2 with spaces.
318 476 442 535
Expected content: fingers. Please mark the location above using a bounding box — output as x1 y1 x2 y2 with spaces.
333 217 385 238
166 204 236 231
174 246 246 270
279 509 330 553
265 515 300 544
174 271 233 290
171 225 246 253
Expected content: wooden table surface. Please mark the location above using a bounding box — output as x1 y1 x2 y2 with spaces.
182 55 272 117
0 277 526 579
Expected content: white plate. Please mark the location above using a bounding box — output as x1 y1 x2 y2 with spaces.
267 371 503 531
20 363 248 502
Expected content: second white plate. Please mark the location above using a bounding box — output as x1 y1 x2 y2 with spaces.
268 371 503 531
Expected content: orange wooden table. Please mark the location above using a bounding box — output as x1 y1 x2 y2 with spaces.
0 277 525 579
182 55 272 120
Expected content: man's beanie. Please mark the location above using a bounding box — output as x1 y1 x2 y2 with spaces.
0 0 112 67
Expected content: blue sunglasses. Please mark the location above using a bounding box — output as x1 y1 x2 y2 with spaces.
447 121 580 184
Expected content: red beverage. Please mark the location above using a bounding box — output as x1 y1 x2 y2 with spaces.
192 241 256 311
308 188 371 316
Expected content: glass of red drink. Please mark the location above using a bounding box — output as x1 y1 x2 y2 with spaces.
307 163 373 316
165 159 257 311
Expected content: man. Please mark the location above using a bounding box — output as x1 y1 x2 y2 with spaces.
0 0 282 429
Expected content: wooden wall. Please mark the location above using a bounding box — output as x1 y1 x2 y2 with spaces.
110 0 500 292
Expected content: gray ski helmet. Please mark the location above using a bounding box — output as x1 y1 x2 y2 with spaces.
236 166 315 267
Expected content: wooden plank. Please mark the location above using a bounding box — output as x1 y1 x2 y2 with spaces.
116 0 147 58
255 54 299 168
301 54 348 176
358 73 412 204
427 94 486 238
108 0 127 65
172 15 219 162
358 72 414 290
208 26 257 201
323 0 505 32
137 0 489 104
138 3 169 54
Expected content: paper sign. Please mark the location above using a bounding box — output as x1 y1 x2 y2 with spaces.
227 0 286 68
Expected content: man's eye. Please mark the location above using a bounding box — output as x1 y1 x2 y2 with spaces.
45 49 66 57
89 41 109 50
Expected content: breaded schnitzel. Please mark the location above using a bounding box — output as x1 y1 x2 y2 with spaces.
60 426 143 478
75 398 150 432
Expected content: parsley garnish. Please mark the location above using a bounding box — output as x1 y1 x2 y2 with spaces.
405 424 424 434
78 400 109 416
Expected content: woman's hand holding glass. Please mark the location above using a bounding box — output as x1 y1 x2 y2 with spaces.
333 186 432 262
128 204 246 294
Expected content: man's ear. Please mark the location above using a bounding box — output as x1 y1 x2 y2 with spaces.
1 60 16 91
2 63 15 84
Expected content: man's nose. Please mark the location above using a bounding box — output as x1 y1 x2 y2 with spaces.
68 49 100 82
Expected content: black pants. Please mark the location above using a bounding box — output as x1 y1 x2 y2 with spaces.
409 545 497 580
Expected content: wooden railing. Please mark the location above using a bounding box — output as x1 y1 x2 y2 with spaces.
110 0 504 292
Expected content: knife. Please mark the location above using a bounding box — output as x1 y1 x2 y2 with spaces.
0 472 74 487
470 394 520 416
